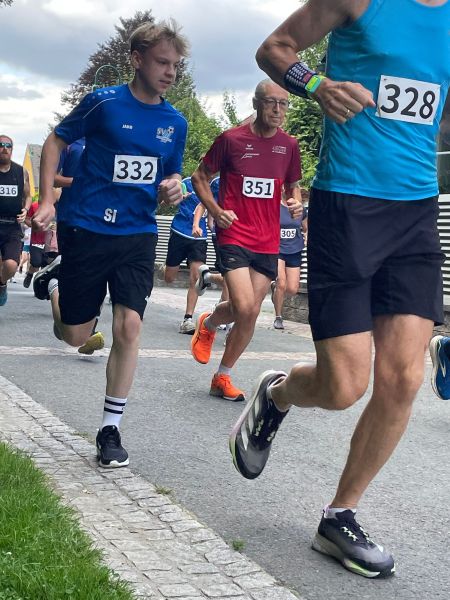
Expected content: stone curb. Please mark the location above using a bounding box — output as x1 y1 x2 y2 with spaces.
0 374 303 600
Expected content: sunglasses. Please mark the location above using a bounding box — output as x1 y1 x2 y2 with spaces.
0 142 12 149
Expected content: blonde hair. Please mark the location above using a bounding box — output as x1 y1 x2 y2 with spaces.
130 19 190 57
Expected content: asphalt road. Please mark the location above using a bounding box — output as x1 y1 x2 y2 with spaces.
1 279 450 600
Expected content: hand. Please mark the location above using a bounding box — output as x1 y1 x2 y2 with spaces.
313 78 376 125
192 224 203 238
215 209 238 230
286 197 303 219
16 208 27 223
158 179 183 206
32 203 56 231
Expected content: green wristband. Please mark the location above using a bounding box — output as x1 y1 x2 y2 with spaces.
305 74 325 98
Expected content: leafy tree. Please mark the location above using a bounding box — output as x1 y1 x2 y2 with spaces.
222 91 240 128
0 0 13 5
285 38 328 189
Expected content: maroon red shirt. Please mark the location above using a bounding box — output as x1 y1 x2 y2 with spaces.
203 123 301 253
27 202 46 245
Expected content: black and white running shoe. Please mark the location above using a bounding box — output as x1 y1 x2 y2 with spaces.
229 369 288 479
96 425 129 468
312 508 395 578
33 255 61 300
195 264 211 296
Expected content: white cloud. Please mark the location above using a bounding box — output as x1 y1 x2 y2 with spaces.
0 0 301 162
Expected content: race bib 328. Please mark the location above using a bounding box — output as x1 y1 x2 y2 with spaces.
376 75 440 125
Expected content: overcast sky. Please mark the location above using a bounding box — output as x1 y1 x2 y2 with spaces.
0 0 300 163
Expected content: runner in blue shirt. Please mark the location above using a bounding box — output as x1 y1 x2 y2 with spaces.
32 19 190 469
164 176 208 334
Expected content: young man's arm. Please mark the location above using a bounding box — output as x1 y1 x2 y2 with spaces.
33 132 68 230
256 0 375 124
191 162 237 230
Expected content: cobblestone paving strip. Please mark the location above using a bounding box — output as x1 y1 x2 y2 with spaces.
0 375 303 600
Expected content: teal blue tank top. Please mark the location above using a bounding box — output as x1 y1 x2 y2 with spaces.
313 0 450 200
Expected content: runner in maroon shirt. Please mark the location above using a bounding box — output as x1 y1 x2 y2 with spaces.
190 79 302 401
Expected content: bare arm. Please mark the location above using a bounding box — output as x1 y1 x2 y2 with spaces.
285 183 303 219
192 202 207 237
33 132 68 229
191 162 237 230
17 169 32 223
256 0 375 124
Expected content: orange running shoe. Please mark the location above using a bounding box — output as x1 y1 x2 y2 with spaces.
210 373 245 402
191 312 216 364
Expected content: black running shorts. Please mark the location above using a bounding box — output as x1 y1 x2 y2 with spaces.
218 244 278 281
58 226 157 325
0 223 22 264
166 230 207 267
307 189 444 341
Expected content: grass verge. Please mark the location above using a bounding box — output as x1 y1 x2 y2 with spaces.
0 442 136 600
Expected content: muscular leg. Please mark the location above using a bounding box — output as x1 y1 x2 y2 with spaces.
331 314 433 508
272 331 373 411
50 286 97 346
0 258 18 283
209 268 270 369
106 304 142 398
273 259 286 316
185 260 202 315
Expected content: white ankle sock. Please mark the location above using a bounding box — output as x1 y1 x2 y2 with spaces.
324 505 356 519
48 278 58 296
101 395 127 430
217 363 231 376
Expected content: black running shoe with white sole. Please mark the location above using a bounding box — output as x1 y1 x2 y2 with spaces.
312 509 395 578
229 369 288 479
195 264 211 296
96 425 129 468
33 255 61 300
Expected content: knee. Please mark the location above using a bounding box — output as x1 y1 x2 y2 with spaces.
377 364 424 406
276 278 287 293
113 312 141 345
164 269 176 284
285 282 299 296
232 302 259 324
324 375 369 411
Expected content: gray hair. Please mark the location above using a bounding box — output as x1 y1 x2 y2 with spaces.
254 79 274 99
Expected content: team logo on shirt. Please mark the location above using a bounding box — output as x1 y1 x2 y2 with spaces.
272 145 287 154
156 126 175 143
241 144 260 159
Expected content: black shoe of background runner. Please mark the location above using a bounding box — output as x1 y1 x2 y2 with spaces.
229 369 288 479
312 509 395 578
33 255 61 300
96 425 129 468
23 272 33 288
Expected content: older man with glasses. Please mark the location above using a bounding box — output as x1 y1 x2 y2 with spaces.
0 135 32 306
190 79 302 402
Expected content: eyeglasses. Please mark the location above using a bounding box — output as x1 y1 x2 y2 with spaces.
259 97 290 110
0 142 12 149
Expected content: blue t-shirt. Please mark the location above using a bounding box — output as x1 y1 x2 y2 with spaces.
171 177 207 239
279 203 306 254
208 176 220 235
56 137 85 224
54 84 188 235
313 0 450 200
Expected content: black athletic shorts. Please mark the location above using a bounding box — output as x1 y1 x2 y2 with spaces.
307 189 445 341
58 226 157 325
30 244 58 268
166 230 207 267
0 223 22 263
279 251 302 269
218 244 278 281
212 234 226 275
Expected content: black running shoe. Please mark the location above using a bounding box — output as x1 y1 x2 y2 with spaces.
312 508 395 578
33 255 61 300
23 272 33 288
96 425 129 468
229 370 288 479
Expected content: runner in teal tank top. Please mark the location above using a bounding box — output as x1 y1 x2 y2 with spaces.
229 0 450 580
